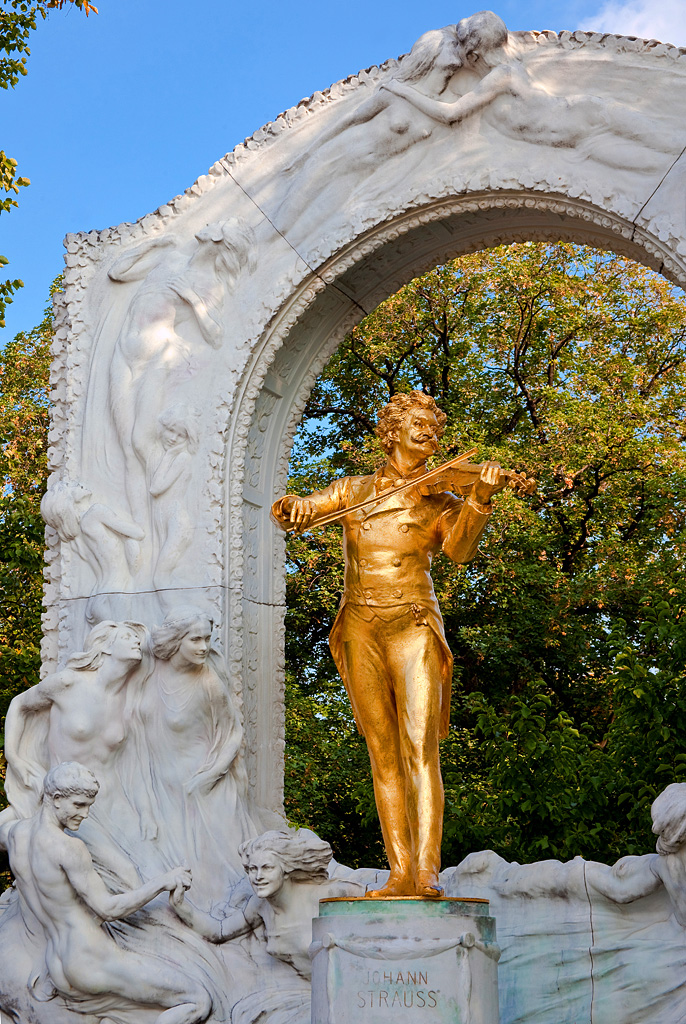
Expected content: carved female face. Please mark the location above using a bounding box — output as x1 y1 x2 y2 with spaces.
175 620 212 668
108 627 143 662
247 852 286 900
160 423 187 449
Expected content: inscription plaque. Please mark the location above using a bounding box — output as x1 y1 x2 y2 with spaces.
311 897 499 1024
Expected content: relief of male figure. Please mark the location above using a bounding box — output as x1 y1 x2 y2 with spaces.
272 391 505 897
0 761 211 1024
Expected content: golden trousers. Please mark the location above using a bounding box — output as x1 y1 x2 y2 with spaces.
339 603 445 883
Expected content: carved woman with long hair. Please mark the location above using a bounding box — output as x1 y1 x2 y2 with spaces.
2 621 149 884
138 608 256 910
385 12 681 173
101 220 256 527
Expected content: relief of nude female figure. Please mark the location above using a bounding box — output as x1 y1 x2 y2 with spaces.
104 220 255 527
271 25 512 246
384 12 683 174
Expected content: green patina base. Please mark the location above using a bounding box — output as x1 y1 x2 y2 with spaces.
311 897 499 1024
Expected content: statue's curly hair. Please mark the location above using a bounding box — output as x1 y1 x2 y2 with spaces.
375 390 447 454
238 829 332 883
43 761 100 801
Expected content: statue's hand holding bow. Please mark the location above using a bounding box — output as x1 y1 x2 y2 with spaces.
278 495 318 533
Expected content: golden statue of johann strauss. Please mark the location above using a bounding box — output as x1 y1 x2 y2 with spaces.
272 390 507 898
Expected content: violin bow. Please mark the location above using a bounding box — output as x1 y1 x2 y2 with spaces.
287 446 479 532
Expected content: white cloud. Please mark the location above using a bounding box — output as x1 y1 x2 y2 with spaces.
582 0 686 45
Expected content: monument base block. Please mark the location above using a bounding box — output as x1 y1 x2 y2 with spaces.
311 897 500 1024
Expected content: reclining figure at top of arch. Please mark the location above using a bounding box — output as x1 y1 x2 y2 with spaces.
268 11 686 251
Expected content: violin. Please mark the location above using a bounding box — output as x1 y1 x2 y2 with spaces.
417 451 537 499
288 447 536 531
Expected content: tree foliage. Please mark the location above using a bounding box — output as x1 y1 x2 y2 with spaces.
283 242 686 868
0 282 55 817
0 0 95 326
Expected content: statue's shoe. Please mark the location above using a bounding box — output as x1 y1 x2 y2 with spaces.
416 874 444 898
365 876 415 898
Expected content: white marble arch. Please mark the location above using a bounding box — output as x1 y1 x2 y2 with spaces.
45 20 686 814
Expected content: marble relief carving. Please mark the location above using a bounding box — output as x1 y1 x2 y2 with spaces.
41 482 145 624
104 222 255 521
232 12 686 266
385 12 682 173
172 830 364 975
5 11 686 1024
138 609 256 909
150 404 200 598
0 762 213 1024
172 831 366 1024
444 783 686 1023
63 219 260 633
0 616 271 1023
2 620 151 886
271 25 471 246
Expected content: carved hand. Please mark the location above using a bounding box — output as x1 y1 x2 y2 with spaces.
483 63 520 100
381 79 408 98
282 496 318 533
169 884 187 910
167 277 195 304
163 866 192 899
472 461 506 505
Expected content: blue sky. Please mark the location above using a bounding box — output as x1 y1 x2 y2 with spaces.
2 0 686 339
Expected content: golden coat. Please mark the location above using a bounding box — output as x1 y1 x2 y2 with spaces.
272 465 492 739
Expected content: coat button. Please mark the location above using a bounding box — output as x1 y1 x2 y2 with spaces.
359 558 368 567
399 524 409 533
362 522 372 531
392 558 401 567
392 589 403 599
364 591 372 599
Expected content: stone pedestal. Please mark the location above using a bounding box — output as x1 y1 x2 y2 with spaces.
311 897 500 1024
